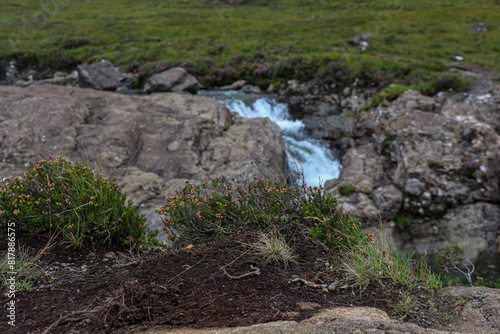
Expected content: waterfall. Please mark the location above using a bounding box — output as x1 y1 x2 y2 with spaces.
199 90 341 187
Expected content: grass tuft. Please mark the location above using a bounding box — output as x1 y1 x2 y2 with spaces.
248 230 297 267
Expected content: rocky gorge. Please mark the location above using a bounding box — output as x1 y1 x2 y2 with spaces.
1 61 500 269
1 62 500 333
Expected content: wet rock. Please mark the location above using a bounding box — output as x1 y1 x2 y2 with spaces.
77 60 121 91
220 80 246 91
144 67 200 94
302 114 356 141
241 85 262 94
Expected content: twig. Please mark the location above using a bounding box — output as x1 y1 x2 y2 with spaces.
167 258 205 283
222 265 261 280
41 309 98 334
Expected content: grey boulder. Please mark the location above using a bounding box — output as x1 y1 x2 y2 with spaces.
144 67 200 94
77 60 121 91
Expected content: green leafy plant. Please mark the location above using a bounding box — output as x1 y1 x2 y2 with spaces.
338 185 357 197
435 243 475 286
0 156 160 249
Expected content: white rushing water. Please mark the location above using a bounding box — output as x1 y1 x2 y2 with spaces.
199 90 341 186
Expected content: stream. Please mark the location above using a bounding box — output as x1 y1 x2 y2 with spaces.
199 90 341 187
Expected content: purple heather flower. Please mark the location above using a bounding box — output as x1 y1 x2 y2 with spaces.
411 265 416 271
116 185 119 188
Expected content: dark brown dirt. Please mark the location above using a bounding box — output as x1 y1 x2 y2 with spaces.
0 229 460 334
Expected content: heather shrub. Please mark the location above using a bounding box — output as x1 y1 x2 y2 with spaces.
157 174 366 250
0 156 160 249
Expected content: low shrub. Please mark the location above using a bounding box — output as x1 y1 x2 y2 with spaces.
415 73 470 96
363 84 410 110
338 185 357 197
0 156 160 249
436 243 475 286
157 175 366 251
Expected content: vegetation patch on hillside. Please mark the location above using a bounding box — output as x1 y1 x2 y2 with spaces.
1 0 496 92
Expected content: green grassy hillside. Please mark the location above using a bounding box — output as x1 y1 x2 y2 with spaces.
1 0 499 88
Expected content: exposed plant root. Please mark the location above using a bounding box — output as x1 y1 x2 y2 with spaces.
222 265 261 279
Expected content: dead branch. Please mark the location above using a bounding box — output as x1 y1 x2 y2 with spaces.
288 275 328 289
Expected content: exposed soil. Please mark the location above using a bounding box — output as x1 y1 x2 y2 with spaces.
0 229 460 334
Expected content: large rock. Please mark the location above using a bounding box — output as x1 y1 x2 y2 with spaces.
77 60 121 91
140 306 449 334
323 84 500 261
438 286 500 334
0 85 285 238
324 145 387 221
144 67 200 94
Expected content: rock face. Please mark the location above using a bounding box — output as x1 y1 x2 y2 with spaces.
77 60 121 91
0 85 285 237
439 286 500 334
144 67 200 94
279 79 376 120
322 84 500 261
